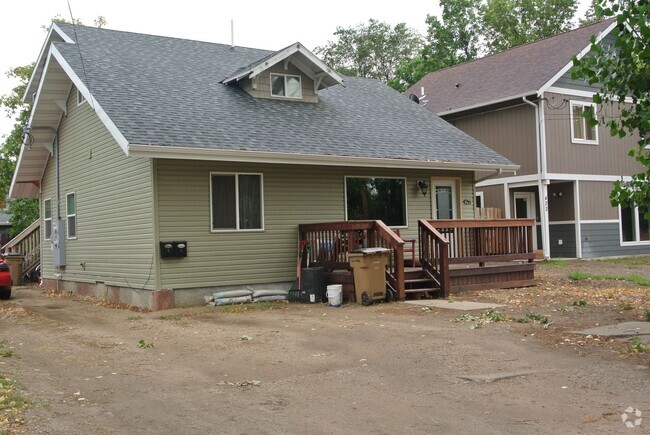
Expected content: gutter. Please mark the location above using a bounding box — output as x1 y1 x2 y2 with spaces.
128 144 520 173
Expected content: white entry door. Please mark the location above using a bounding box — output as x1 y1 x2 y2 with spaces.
431 179 458 219
514 192 537 249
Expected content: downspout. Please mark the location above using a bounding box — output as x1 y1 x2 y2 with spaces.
522 96 550 259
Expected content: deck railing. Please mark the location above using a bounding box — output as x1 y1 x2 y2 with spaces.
424 219 535 264
417 220 450 298
298 220 406 300
3 218 41 276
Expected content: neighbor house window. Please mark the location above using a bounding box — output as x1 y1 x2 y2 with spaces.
66 192 77 239
620 204 649 244
77 89 86 106
210 173 263 231
43 198 52 240
570 101 598 144
270 73 302 99
345 177 406 227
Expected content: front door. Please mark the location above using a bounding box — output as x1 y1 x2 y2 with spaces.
514 192 537 249
431 179 458 219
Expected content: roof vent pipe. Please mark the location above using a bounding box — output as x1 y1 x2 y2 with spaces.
409 94 420 104
230 19 235 50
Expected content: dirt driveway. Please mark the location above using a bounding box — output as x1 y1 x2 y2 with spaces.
1 259 649 434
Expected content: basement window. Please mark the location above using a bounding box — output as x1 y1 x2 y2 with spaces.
270 73 302 99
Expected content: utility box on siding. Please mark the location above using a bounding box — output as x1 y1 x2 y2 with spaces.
52 219 66 267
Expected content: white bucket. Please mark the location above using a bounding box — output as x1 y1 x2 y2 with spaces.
326 284 342 307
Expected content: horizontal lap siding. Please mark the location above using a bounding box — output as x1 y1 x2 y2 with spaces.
41 90 155 288
581 222 650 258
549 224 576 258
156 160 473 288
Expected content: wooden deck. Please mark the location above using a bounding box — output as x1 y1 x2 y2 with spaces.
298 218 536 301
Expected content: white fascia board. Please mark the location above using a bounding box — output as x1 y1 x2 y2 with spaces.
129 144 519 173
546 173 632 182
545 86 634 104
476 173 539 187
50 45 130 155
22 23 75 104
537 20 619 97
438 91 537 117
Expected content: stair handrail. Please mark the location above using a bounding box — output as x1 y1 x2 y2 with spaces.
418 219 450 298
3 218 41 254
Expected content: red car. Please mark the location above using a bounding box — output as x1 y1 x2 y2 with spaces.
0 258 11 300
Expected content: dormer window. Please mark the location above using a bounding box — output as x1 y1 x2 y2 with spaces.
77 89 86 106
271 73 302 99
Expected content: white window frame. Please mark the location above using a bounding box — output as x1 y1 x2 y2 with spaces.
343 176 408 229
619 204 650 246
43 198 52 240
209 172 264 233
570 101 598 145
77 89 87 106
475 191 484 209
66 192 77 240
270 73 302 99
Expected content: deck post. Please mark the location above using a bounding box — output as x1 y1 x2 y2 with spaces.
395 244 405 301
440 242 450 298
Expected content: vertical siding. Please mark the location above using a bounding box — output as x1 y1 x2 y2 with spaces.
449 104 538 175
581 222 650 258
579 181 618 220
156 160 473 288
477 185 506 214
543 92 642 175
40 89 156 288
547 182 575 222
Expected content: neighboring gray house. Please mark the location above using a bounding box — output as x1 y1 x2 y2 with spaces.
11 24 516 309
0 213 10 248
408 19 650 259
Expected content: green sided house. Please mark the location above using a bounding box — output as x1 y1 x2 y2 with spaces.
10 24 530 309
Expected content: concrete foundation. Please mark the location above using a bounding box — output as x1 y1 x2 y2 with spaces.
40 277 293 310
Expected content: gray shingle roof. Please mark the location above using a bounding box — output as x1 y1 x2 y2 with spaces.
53 23 514 168
408 19 615 114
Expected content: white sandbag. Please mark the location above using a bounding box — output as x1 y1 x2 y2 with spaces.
214 295 253 306
251 289 289 298
254 295 287 302
212 289 253 299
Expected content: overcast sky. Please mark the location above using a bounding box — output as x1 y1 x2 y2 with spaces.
0 0 591 140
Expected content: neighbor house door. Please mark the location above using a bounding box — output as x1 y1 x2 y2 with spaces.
514 192 537 249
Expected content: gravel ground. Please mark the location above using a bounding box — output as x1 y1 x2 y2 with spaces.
1 257 648 434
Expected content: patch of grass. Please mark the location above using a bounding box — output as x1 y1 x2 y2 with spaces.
0 373 28 430
158 315 182 321
452 310 510 329
619 302 634 311
0 349 15 358
570 300 588 307
600 256 650 266
544 259 568 267
625 338 650 353
127 315 143 321
645 309 650 322
514 310 550 324
568 271 650 286
137 340 154 349
217 301 280 313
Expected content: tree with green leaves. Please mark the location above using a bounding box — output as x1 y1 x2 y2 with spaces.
579 2 601 26
391 0 482 91
315 19 423 82
0 65 39 237
481 0 578 53
571 0 649 213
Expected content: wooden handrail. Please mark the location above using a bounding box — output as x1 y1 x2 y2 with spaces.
418 219 450 298
430 219 535 228
298 220 406 300
3 218 41 251
3 218 41 277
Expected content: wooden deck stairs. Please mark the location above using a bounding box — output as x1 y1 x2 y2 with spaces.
402 267 440 298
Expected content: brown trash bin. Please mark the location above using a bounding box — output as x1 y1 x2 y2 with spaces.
348 248 390 305
5 254 25 286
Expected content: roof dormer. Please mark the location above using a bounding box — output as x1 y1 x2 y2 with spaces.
221 42 344 103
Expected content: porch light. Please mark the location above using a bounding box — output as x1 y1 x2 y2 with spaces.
417 180 429 196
